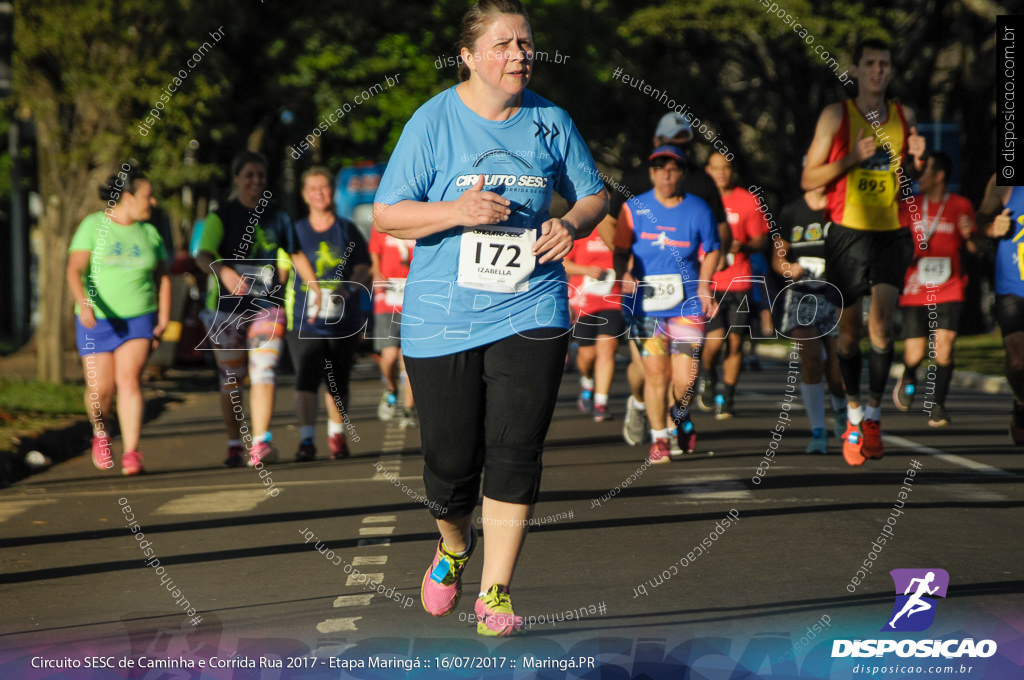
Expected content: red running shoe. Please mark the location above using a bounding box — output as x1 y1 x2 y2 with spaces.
862 419 884 459
841 420 866 467
329 433 350 459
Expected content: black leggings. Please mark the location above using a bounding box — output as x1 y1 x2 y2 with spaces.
285 333 359 402
404 330 569 519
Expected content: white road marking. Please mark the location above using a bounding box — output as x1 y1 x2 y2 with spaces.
934 484 1006 502
152 490 269 515
372 453 402 480
665 475 752 500
358 526 395 536
885 434 1014 476
346 572 385 586
0 499 56 523
353 555 388 566
362 515 397 524
316 617 361 633
333 594 374 607
5 474 429 500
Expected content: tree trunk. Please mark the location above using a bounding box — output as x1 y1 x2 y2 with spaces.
34 197 71 383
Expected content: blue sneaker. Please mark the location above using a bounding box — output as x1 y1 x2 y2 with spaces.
577 389 594 414
893 374 915 411
676 416 697 454
806 428 828 454
378 391 398 421
714 393 734 420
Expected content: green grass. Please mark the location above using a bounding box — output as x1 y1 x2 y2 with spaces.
0 378 87 416
872 332 1003 377
945 331 1005 377
0 379 87 455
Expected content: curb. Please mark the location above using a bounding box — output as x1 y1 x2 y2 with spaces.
1 418 93 488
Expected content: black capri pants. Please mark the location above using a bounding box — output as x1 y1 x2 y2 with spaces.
285 332 360 402
404 329 569 520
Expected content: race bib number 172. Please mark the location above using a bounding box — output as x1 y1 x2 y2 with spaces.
457 226 537 293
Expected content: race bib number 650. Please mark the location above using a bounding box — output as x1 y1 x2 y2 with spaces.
457 225 537 293
641 273 685 312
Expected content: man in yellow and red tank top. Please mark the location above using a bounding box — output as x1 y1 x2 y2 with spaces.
801 38 927 467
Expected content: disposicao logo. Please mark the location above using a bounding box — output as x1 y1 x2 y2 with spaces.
831 569 998 659
883 568 949 632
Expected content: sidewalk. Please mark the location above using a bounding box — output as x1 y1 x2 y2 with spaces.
0 346 381 486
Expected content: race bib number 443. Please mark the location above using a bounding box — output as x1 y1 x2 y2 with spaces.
915 257 952 286
457 226 537 293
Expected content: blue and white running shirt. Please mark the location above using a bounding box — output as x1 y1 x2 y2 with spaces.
374 86 604 358
615 190 720 318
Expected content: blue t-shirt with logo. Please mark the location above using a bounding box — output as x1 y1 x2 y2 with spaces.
620 191 720 318
997 186 1024 297
374 86 604 358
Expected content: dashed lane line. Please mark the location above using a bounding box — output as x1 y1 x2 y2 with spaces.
316 618 362 633
885 434 1014 476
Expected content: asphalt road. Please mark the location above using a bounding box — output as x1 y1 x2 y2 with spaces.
1 350 1021 679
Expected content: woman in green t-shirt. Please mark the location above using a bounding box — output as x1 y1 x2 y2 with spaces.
66 168 170 475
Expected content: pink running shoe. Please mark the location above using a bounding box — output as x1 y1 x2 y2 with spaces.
421 527 476 617
121 450 145 476
248 440 278 467
648 438 671 465
474 584 524 637
92 435 114 470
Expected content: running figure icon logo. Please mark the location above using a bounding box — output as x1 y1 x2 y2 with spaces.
882 568 950 632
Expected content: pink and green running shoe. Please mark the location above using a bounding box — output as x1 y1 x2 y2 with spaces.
474 584 523 637
420 526 476 617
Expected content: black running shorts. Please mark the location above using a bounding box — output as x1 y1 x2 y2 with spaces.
825 223 913 305
404 329 569 519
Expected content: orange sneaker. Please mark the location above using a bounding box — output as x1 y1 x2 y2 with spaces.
862 419 884 459
841 420 866 466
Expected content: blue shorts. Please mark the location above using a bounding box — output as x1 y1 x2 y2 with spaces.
76 312 157 355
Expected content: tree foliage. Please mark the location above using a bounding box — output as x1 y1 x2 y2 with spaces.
13 0 1000 381
16 0 228 381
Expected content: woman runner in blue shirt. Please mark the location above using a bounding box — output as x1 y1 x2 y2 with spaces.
373 0 607 637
